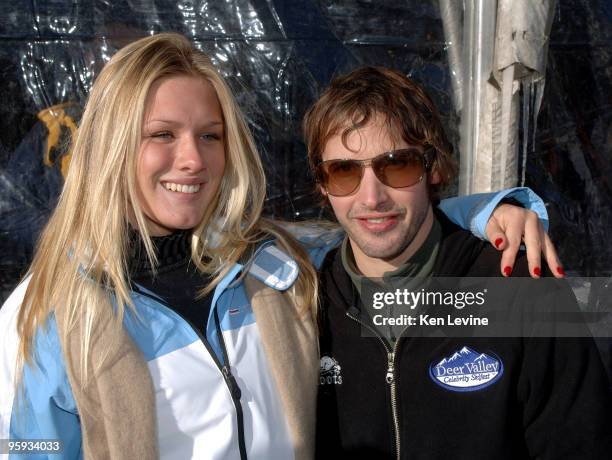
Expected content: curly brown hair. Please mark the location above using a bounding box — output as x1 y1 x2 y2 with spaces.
303 66 456 199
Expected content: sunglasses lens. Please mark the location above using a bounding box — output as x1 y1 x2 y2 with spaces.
375 150 424 188
318 148 429 196
323 160 362 196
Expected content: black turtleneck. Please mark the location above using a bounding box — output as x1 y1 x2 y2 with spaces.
129 230 213 337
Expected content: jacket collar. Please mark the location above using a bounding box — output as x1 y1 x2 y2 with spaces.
324 210 487 316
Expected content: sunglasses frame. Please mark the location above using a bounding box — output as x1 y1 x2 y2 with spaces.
316 147 435 197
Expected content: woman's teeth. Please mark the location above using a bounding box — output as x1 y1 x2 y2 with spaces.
164 182 201 193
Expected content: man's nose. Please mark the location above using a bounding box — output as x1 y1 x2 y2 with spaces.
357 167 389 208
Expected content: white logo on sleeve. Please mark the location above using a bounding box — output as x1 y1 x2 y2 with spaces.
319 356 343 385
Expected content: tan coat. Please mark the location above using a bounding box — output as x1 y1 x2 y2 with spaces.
55 274 319 459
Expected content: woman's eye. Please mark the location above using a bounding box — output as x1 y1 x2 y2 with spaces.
150 131 173 139
201 133 221 141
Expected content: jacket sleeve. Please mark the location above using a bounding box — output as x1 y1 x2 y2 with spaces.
315 292 343 459
0 280 82 459
437 186 549 240
516 280 612 459
520 336 612 458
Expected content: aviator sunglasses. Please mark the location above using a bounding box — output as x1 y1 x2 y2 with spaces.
316 147 434 197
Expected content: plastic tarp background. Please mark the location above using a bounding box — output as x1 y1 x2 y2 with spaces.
0 0 611 303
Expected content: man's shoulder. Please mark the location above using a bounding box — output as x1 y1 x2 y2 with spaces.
435 211 491 275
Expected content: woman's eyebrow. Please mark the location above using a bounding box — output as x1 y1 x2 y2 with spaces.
144 119 224 127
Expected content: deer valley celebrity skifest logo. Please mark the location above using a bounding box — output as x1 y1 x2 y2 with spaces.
429 346 503 392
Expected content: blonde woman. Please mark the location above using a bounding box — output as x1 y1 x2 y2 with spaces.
0 33 555 459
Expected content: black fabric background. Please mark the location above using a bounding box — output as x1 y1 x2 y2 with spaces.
0 0 611 303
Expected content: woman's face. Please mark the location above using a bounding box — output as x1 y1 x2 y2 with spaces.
136 75 225 236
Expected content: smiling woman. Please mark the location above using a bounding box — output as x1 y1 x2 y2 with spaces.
0 33 320 460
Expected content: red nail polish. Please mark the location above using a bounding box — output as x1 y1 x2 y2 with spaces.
494 238 503 249
503 266 512 276
557 266 565 276
533 267 541 277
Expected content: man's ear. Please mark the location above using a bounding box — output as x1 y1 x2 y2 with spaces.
428 169 441 185
319 185 328 196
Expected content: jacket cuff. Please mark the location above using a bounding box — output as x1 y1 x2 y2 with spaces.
437 187 549 241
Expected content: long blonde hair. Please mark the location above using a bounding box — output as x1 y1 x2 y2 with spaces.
17 33 317 384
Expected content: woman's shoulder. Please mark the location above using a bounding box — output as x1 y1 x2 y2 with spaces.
1 274 65 360
242 241 301 292
0 275 32 327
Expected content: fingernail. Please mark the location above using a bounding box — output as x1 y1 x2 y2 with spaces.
533 267 541 277
503 266 512 276
494 238 503 249
556 266 565 276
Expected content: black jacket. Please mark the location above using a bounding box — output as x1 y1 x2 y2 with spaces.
316 213 611 459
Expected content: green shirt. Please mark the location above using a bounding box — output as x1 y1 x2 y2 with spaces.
341 218 442 344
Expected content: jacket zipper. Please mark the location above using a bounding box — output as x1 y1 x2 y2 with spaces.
134 287 248 460
214 309 248 460
346 311 402 460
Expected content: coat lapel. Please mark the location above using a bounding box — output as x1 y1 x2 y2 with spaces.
245 275 319 460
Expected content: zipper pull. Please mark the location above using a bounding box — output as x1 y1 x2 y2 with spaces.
386 352 395 384
222 365 242 400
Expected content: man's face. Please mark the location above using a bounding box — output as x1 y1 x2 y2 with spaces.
321 118 438 274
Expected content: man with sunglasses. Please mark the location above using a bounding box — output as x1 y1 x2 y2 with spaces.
305 66 610 459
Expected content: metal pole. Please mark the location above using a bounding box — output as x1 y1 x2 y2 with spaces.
459 0 497 195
